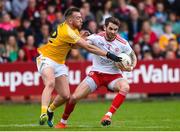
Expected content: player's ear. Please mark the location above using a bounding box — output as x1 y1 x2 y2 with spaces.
67 17 73 24
103 25 106 31
69 18 72 24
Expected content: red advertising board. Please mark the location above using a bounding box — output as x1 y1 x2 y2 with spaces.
0 60 180 96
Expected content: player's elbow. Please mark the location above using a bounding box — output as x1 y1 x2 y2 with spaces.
76 39 95 52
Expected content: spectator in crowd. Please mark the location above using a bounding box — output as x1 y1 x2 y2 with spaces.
2 0 12 14
5 35 18 62
85 20 98 60
12 0 28 18
0 43 9 63
137 2 149 21
114 0 135 21
152 42 164 59
96 0 113 26
68 49 85 62
52 11 63 29
134 20 157 46
159 23 177 51
133 44 142 60
36 0 49 11
47 3 56 24
23 35 38 62
166 38 178 52
144 0 155 16
150 15 164 37
87 20 98 34
143 50 153 60
0 13 17 43
16 27 26 48
0 1 7 18
119 22 129 40
32 9 52 35
155 2 167 24
22 0 39 21
0 13 17 31
168 11 180 35
128 9 142 41
164 0 180 15
165 50 176 60
21 19 33 37
176 45 180 58
81 2 95 29
35 24 50 47
16 49 26 62
139 33 152 56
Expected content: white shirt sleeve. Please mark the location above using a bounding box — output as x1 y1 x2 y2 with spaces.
124 41 133 55
87 34 97 45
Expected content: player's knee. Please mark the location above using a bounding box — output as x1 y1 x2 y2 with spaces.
61 93 70 101
70 95 78 104
115 81 130 94
45 80 55 89
120 81 130 93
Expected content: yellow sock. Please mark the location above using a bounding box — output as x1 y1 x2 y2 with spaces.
41 106 48 115
48 103 56 112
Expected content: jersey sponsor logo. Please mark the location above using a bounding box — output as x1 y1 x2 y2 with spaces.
99 57 113 64
50 28 58 38
97 42 105 46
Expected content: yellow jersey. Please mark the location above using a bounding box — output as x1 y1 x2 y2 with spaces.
37 22 81 64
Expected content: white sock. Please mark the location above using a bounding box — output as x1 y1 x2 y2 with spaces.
47 107 53 112
105 112 112 118
61 118 67 124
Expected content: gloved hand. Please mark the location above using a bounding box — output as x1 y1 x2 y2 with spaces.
106 52 122 62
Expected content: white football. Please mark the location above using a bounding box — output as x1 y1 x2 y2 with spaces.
115 53 132 69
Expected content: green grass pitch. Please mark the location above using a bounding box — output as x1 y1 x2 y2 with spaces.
0 99 180 131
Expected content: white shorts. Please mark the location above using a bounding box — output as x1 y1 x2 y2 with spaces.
36 55 68 78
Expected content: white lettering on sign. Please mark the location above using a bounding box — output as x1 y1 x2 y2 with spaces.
0 71 41 92
123 64 180 83
0 64 179 92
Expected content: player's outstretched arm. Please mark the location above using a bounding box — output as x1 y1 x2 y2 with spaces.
76 38 122 62
129 51 137 69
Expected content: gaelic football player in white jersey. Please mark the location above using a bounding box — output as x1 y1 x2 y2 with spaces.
48 17 137 128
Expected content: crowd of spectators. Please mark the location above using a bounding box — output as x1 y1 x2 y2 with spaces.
0 0 180 63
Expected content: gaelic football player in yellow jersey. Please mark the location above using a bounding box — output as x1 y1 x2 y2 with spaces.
36 7 122 126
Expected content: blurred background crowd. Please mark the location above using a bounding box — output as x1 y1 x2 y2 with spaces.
0 0 180 63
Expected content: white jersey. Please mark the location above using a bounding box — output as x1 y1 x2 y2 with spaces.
87 32 132 74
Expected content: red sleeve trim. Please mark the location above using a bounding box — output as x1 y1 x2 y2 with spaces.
116 34 127 45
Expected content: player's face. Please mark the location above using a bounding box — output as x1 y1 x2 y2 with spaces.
71 12 83 30
105 22 119 40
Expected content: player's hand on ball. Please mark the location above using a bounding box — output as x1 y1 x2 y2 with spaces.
115 62 133 72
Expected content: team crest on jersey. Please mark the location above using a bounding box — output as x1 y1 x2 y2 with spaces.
115 48 120 53
50 28 57 38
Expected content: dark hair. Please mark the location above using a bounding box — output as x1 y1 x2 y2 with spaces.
64 7 80 19
105 17 120 27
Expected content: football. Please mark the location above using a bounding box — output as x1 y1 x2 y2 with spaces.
115 53 132 69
